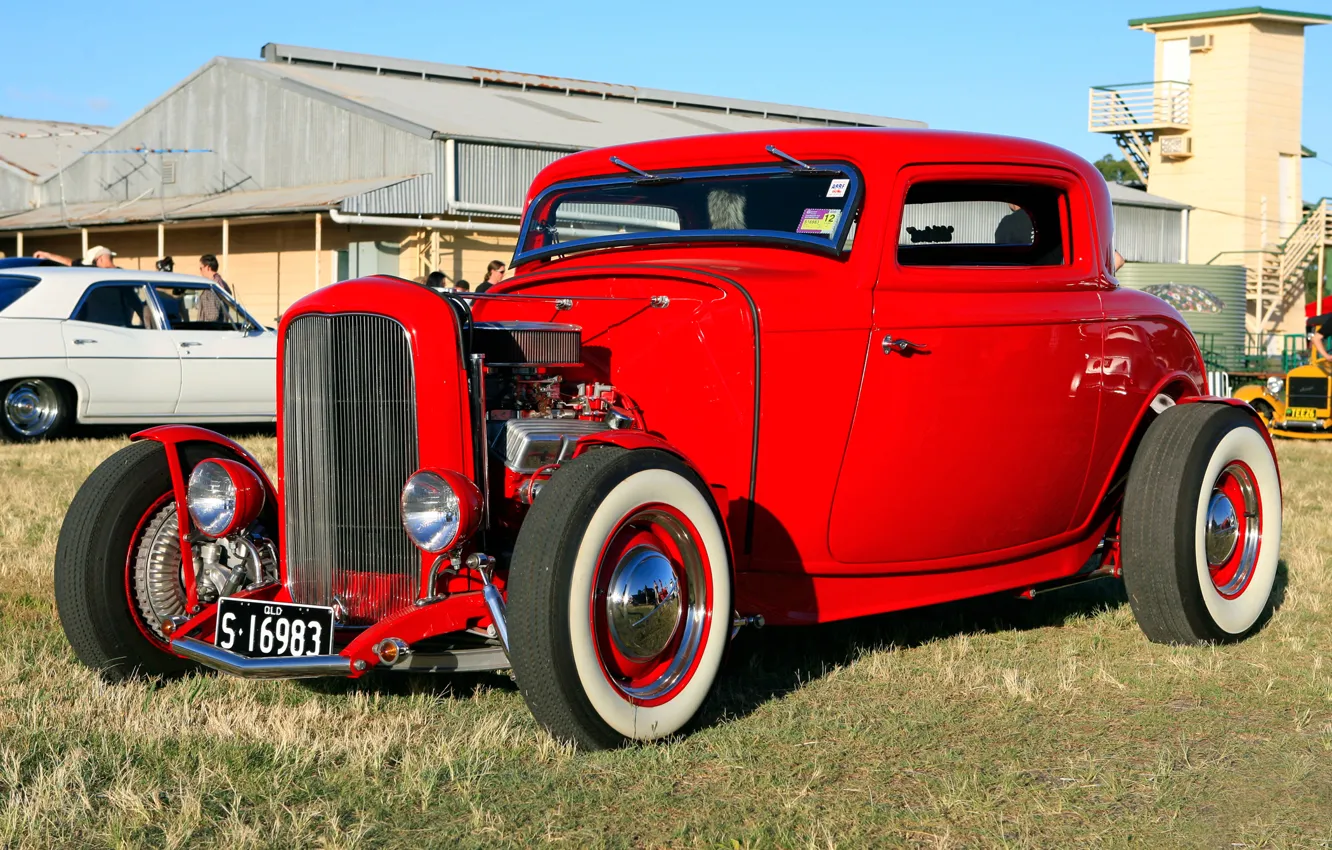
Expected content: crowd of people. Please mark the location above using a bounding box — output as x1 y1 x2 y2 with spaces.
414 259 508 293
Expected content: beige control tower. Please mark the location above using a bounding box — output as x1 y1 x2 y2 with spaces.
1089 6 1330 338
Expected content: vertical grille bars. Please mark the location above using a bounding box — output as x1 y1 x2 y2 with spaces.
283 314 420 625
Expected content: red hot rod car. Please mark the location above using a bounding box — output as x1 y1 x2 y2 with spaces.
56 129 1282 749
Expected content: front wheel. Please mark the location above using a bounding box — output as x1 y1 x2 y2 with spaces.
1122 404 1282 644
56 441 227 681
507 448 732 749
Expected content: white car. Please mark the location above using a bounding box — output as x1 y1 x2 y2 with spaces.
0 266 275 442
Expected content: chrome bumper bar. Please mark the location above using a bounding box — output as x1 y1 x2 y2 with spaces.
172 637 356 679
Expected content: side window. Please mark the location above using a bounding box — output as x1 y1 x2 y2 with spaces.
71 284 158 329
897 181 1069 267
0 275 38 313
152 284 248 331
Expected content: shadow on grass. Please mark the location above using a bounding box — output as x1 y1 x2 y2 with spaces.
700 577 1131 728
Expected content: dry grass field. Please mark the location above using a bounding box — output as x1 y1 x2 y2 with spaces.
0 433 1330 848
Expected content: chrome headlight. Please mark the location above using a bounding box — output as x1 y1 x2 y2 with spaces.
187 459 264 538
400 469 482 553
1266 376 1284 397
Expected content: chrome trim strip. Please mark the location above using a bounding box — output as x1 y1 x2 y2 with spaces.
171 637 353 679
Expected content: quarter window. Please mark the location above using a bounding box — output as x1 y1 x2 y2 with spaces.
0 275 38 313
72 284 158 328
897 182 1069 267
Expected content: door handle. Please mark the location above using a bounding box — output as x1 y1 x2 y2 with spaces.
179 341 202 348
883 335 928 354
72 338 97 345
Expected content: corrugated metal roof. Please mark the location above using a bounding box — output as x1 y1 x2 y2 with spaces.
240 45 924 150
1105 181 1191 210
0 175 408 230
0 116 109 179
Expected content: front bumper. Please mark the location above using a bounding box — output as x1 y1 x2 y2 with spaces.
171 636 510 679
1271 419 1332 439
168 587 500 679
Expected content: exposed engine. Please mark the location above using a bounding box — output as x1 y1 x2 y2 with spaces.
473 321 641 501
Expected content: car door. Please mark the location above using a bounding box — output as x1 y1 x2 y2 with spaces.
828 164 1106 566
150 282 276 417
61 281 181 417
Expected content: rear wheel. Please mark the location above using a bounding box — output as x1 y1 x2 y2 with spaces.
1 378 69 442
507 448 732 749
56 441 226 680
1122 404 1281 644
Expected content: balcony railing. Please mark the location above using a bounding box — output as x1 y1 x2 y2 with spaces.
1088 81 1191 132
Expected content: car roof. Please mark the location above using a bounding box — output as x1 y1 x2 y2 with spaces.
528 128 1094 195
0 266 223 319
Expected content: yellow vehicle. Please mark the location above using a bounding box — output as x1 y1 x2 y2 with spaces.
1235 359 1332 439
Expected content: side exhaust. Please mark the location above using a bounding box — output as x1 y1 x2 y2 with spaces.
171 637 357 679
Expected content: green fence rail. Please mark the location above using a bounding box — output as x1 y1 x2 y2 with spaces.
1195 332 1308 377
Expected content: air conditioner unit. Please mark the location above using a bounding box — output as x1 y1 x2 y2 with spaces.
1160 136 1193 157
1189 34 1213 52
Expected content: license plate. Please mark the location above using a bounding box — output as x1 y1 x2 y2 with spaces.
1287 407 1319 421
214 597 335 658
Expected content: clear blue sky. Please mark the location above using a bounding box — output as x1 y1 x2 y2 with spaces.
3 0 1331 199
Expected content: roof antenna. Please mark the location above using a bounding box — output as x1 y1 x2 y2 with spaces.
765 145 812 170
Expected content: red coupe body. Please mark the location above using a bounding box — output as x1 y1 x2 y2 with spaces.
167 129 1215 643
61 128 1279 747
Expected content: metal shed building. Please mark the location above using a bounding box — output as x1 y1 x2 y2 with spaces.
0 44 924 321
1106 181 1191 264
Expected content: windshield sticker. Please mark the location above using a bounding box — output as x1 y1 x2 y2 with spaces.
826 178 849 198
797 208 842 235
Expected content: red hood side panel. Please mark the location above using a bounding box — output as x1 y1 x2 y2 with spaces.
474 266 757 555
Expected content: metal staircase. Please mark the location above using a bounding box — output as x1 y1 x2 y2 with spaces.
1088 81 1192 182
1245 199 1330 335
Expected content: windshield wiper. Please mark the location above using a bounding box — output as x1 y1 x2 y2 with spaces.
765 145 843 177
610 155 682 185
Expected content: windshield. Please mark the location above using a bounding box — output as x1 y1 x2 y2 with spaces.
515 164 861 264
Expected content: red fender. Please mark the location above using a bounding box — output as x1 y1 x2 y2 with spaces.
131 425 278 610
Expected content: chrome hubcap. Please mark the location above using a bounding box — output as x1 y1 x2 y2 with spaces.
596 507 710 702
606 545 683 661
1204 492 1239 566
4 380 59 437
1206 462 1262 597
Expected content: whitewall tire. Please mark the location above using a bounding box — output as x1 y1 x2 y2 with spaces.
507 448 732 749
1123 403 1281 644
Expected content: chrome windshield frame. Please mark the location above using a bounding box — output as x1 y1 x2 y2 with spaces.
513 162 864 266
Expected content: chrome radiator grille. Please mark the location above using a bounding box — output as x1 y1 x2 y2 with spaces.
283 314 420 624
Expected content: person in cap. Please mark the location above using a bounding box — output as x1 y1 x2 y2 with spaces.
33 245 119 268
